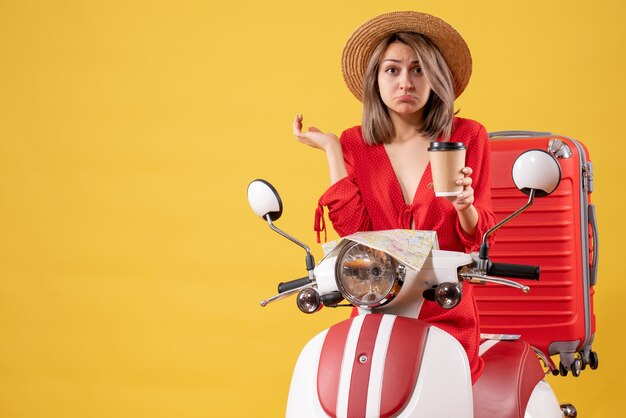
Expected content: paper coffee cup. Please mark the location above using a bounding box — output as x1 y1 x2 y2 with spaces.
428 141 466 201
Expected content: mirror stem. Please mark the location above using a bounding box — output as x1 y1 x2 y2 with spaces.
265 215 316 277
478 189 536 270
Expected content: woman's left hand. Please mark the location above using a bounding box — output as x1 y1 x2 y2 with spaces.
452 167 475 212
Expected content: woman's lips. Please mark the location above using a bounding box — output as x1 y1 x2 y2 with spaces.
396 95 416 102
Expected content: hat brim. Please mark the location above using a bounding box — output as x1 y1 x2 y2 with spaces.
342 11 472 101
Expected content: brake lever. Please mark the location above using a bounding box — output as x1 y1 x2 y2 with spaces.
260 283 316 307
460 272 530 293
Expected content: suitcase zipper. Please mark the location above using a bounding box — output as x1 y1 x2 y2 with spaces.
583 161 594 193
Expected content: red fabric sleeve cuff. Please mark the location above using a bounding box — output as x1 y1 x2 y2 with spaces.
318 176 359 207
455 216 479 251
314 205 327 243
315 177 359 243
455 208 494 252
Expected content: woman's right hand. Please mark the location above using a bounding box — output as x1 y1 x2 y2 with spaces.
293 115 347 185
293 115 339 152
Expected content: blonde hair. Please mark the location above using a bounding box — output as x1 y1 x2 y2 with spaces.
362 32 456 144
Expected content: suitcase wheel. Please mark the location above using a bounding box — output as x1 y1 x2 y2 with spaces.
578 351 587 370
559 361 568 376
570 358 582 377
589 351 599 370
559 357 583 377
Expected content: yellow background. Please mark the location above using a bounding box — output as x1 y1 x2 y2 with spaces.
0 0 623 416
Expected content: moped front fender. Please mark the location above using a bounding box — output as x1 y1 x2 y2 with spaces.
286 314 473 418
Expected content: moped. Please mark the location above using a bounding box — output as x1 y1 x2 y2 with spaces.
248 150 577 418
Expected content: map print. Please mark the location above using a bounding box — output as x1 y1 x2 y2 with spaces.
321 229 439 271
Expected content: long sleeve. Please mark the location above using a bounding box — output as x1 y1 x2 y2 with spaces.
454 123 496 252
315 131 373 242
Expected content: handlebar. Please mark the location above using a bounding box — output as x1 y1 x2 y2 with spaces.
278 277 312 293
487 262 540 280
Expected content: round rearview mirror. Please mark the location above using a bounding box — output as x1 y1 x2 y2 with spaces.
247 179 283 221
512 150 562 197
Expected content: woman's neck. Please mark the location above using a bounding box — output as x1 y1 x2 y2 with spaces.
389 111 426 143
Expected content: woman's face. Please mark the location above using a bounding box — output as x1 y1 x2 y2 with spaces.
377 41 432 122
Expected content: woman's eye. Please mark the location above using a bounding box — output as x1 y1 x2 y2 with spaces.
412 66 423 74
385 67 397 74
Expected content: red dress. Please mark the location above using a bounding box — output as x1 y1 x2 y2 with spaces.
314 117 496 383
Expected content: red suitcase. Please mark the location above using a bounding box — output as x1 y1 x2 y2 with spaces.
474 131 599 376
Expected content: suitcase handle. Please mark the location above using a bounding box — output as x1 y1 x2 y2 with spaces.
489 130 553 138
589 203 599 286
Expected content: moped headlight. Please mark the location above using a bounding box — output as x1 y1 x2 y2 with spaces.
335 242 405 308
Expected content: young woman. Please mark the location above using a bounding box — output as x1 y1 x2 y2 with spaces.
293 11 495 384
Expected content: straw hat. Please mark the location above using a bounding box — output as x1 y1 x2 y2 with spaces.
341 11 472 101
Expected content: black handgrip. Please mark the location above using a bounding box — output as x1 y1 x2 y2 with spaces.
321 292 344 307
277 277 311 293
488 262 540 280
